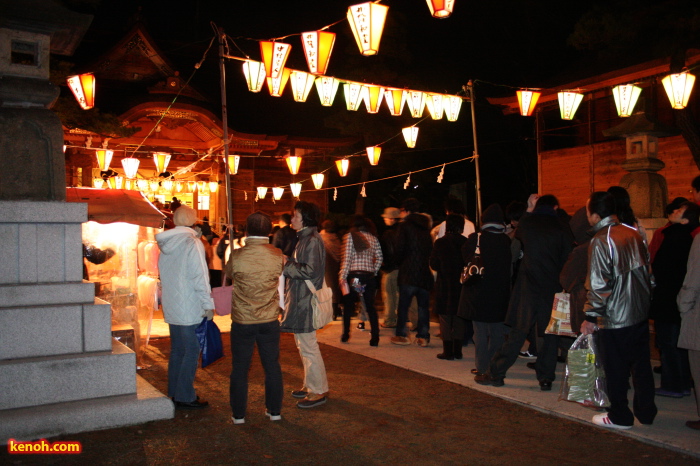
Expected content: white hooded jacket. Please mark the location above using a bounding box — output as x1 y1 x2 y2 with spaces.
156 226 214 326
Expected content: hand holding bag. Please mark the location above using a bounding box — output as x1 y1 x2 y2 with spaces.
460 233 484 285
545 291 577 337
305 279 333 329
195 317 224 368
559 333 610 408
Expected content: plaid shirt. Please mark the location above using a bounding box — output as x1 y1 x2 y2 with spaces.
339 231 383 281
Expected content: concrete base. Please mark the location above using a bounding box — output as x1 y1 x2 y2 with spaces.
0 375 174 442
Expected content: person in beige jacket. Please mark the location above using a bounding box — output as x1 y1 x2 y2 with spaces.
226 212 284 425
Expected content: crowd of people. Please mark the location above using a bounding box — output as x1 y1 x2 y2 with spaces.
154 181 700 432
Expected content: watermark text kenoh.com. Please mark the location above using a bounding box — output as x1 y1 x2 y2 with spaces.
7 438 82 454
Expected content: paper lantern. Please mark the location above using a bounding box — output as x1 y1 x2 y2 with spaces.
242 60 266 93
557 91 584 120
106 177 116 189
662 72 696 109
301 30 335 75
402 126 419 148
290 182 302 198
93 178 105 188
311 173 324 189
344 81 364 111
175 180 183 192
315 76 339 106
227 155 241 175
407 90 426 118
362 84 384 114
209 181 219 193
124 179 133 190
187 181 196 192
121 158 139 178
425 93 445 119
149 180 160 192
272 186 284 200
444 95 463 121
137 179 148 191
384 88 407 116
95 149 113 171
347 2 389 56
517 89 541 116
366 146 381 165
286 155 302 175
162 179 173 191
336 159 349 177
266 67 291 97
197 181 207 192
153 152 171 174
256 187 268 199
66 73 95 110
612 84 642 117
260 41 291 79
426 0 455 18
290 70 316 102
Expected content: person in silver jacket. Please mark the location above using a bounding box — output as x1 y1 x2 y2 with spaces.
581 191 657 430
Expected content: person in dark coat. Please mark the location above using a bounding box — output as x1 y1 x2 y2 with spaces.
559 206 592 336
272 213 298 258
390 198 434 347
476 194 572 390
430 214 467 360
650 201 700 397
458 204 512 374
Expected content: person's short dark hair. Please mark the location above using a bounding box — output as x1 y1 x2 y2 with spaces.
666 197 689 215
294 201 321 227
505 201 526 223
445 214 465 234
681 201 700 227
246 211 272 237
607 185 637 226
279 213 291 225
444 196 466 216
321 219 336 233
401 198 420 214
535 194 559 208
588 192 615 219
692 175 700 193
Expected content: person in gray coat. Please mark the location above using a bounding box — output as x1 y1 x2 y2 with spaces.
280 201 328 409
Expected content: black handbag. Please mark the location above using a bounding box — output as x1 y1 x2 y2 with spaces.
460 233 484 285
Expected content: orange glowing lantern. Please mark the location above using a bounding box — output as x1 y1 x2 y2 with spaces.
426 0 455 18
67 73 95 110
362 84 384 114
187 181 196 192
336 159 349 177
402 126 419 148
301 31 336 75
242 60 266 93
227 155 241 175
266 67 291 97
153 152 171 174
347 2 389 56
286 155 302 175
175 180 184 192
315 76 339 106
121 158 139 178
162 179 173 192
517 89 541 116
95 149 113 171
366 146 381 165
384 88 407 116
93 178 105 188
662 72 696 109
209 181 219 193
311 173 324 189
260 41 291 79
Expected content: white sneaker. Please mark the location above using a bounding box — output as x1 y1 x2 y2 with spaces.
592 413 631 430
265 411 282 421
231 415 245 425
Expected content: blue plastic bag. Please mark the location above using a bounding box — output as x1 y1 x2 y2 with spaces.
195 317 224 368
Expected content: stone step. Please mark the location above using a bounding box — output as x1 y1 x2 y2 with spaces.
0 374 174 443
0 340 136 410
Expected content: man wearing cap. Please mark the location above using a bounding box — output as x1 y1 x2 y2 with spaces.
380 207 401 328
156 205 215 409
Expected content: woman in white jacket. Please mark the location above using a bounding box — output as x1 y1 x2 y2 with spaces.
156 205 215 409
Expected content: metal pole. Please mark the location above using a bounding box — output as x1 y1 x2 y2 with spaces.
467 80 483 223
218 28 234 247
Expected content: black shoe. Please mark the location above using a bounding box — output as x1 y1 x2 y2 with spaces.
291 389 308 399
453 340 463 359
174 399 209 409
437 340 454 360
526 362 536 370
341 333 349 343
474 373 504 387
369 337 379 347
539 380 553 391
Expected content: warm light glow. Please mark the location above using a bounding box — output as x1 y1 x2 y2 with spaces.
315 76 339 106
290 70 316 102
311 173 324 189
301 31 335 75
402 126 419 148
175 180 183 192
227 155 241 175
197 181 207 192
243 60 266 93
407 90 426 118
517 90 541 116
257 187 268 199
662 72 696 109
95 149 113 171
93 178 105 188
336 159 349 177
557 91 584 120
121 158 140 178
153 152 171 174
187 181 196 192
137 179 148 191
290 182 302 197
67 73 95 110
124 179 133 190
384 88 407 116
260 41 291 79
272 186 284 200
106 177 116 189
162 179 173 191
266 67 291 97
114 176 123 189
366 146 381 165
612 84 642 117
286 155 302 175
426 0 455 18
149 180 160 192
425 93 445 119
444 95 462 121
209 181 218 193
347 2 389 56
344 81 364 111
362 84 384 113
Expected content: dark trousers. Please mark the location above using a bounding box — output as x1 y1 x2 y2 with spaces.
396 285 431 340
489 322 558 382
598 321 657 426
342 273 379 338
438 314 466 341
655 321 691 392
229 320 283 419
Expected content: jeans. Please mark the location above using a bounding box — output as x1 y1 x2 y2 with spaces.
396 285 430 339
229 320 283 418
168 323 201 403
381 269 399 324
473 321 508 374
655 321 691 392
294 331 329 395
343 273 379 338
